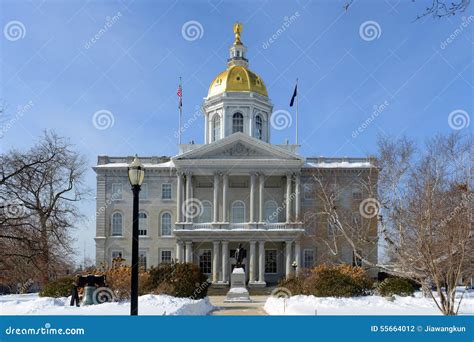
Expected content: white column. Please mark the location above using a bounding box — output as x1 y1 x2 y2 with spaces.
249 241 256 282
176 173 183 222
285 241 292 278
222 241 229 283
185 241 193 263
176 241 184 262
295 173 301 222
295 241 301 275
213 173 219 222
286 173 292 223
258 173 264 222
222 174 229 222
258 241 266 284
212 241 220 283
250 173 256 222
185 173 192 223
204 114 209 144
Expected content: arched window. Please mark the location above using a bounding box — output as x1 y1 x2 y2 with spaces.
198 200 212 223
212 115 220 142
264 200 278 223
161 212 172 236
112 212 122 236
138 212 148 236
255 115 263 140
231 200 245 223
232 113 244 133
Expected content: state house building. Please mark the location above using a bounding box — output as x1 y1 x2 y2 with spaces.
94 24 378 286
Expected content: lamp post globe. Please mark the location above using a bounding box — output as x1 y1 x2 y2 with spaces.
291 260 297 273
128 155 145 316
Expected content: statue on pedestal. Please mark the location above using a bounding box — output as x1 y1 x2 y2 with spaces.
234 243 245 268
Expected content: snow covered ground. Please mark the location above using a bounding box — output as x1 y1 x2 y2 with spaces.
0 293 214 315
264 291 474 316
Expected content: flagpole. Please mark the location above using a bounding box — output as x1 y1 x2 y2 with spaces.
295 78 299 145
178 77 182 145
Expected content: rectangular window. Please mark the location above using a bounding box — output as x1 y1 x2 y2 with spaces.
303 249 315 269
112 183 122 200
162 183 172 199
111 250 123 261
199 250 212 274
161 250 172 264
303 184 314 200
140 183 148 200
139 250 147 270
327 220 338 237
265 249 277 274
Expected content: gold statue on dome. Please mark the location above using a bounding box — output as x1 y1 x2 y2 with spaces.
233 22 243 45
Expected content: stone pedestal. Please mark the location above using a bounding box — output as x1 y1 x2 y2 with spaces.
224 267 251 303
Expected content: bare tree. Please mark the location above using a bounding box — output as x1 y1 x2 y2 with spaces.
343 0 470 19
307 133 472 315
0 131 89 286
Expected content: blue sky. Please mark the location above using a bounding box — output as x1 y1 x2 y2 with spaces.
1 0 472 264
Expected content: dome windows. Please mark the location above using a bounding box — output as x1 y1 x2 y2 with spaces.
255 114 263 140
232 113 244 133
212 115 221 142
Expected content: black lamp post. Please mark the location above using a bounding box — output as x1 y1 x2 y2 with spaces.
128 155 145 316
292 260 297 273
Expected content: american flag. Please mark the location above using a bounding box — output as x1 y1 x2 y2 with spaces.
177 84 182 109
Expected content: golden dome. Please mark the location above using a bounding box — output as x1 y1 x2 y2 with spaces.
208 65 268 98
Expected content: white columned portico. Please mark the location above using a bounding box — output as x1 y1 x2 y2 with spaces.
213 173 219 222
258 241 266 284
295 173 301 222
258 173 264 222
221 241 229 283
176 241 184 262
294 241 301 275
285 241 292 277
286 173 292 223
222 174 229 222
250 173 256 222
176 172 183 222
212 241 220 283
249 241 256 283
185 173 193 223
185 241 193 263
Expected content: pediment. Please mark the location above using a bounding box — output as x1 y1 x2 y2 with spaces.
173 133 303 161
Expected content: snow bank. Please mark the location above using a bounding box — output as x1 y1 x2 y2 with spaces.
0 294 213 316
264 291 474 316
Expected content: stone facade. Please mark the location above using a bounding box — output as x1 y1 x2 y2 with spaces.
93 25 379 285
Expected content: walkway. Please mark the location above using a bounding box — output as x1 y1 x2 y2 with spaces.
208 295 269 315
